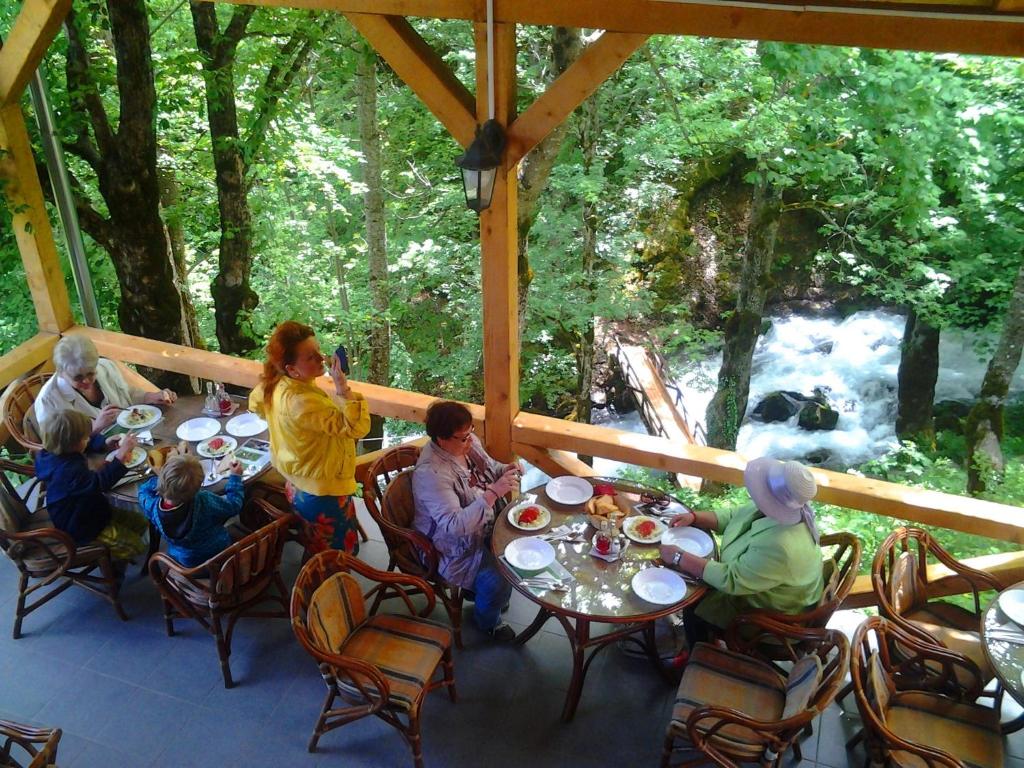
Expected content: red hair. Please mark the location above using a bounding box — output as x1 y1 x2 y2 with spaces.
261 320 315 405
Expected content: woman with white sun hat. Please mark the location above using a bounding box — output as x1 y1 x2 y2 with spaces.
660 457 825 641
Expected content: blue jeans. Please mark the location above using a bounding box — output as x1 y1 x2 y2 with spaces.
471 555 512 631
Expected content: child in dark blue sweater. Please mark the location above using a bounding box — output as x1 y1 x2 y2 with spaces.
35 409 148 560
138 454 244 568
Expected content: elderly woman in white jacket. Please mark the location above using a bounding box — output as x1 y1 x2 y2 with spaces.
34 334 176 435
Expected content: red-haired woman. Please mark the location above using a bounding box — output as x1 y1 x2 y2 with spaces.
249 321 370 553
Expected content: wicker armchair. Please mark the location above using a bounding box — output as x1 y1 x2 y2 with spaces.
0 461 126 639
362 445 466 648
873 526 1001 691
148 513 293 688
2 373 50 454
850 616 1002 767
661 615 849 768
0 719 61 768
291 550 456 768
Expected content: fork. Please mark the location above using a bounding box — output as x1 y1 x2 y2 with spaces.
520 578 569 591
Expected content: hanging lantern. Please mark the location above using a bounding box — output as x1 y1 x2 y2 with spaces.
456 119 506 213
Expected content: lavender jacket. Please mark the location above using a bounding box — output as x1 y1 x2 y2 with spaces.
411 436 506 589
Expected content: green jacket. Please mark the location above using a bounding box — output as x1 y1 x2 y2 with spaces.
697 503 824 629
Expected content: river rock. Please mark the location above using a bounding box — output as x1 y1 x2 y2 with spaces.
813 341 834 355
798 402 839 431
750 389 830 423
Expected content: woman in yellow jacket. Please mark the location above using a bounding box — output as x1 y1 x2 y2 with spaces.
250 321 370 553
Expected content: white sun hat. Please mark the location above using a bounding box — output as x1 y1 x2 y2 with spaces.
744 457 818 525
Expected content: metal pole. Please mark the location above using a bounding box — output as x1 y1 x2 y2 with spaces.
28 66 102 328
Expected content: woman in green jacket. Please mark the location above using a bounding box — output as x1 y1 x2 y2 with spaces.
660 457 824 644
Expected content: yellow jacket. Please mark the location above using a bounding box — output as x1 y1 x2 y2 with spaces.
249 377 370 497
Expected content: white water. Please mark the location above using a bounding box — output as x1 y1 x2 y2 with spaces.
669 310 1024 469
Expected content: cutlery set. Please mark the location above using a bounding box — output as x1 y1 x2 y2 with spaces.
519 577 570 592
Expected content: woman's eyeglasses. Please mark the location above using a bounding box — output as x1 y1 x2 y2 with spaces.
452 425 475 443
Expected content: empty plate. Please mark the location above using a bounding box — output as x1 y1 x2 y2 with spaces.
632 567 687 605
225 412 268 438
999 589 1024 627
176 417 221 442
661 527 715 557
545 476 594 506
504 537 556 572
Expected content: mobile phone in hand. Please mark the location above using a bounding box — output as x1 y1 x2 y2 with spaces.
335 345 350 375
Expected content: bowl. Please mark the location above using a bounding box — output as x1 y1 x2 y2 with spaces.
504 537 557 572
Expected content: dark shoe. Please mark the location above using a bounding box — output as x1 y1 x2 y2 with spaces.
486 623 516 642
501 600 511 613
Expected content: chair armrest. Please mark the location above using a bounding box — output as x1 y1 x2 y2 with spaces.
0 457 35 478
0 718 61 766
375 516 439 575
880 620 985 701
2 525 77 566
340 555 437 618
725 614 831 662
289 632 391 711
686 703 813 765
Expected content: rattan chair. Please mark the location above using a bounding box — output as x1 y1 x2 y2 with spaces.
0 719 61 768
850 615 1002 767
2 373 50 453
148 513 293 688
661 615 849 768
0 460 127 639
291 550 456 768
362 445 467 648
873 526 1001 691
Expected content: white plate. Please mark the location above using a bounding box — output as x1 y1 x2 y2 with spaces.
116 404 162 430
507 500 552 531
107 446 147 469
504 537 556 572
176 417 221 442
225 412 268 438
632 567 688 605
545 476 594 506
623 515 667 544
999 589 1024 627
197 435 237 458
661 526 715 557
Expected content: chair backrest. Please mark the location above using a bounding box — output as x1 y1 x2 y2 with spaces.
206 515 292 608
2 374 50 453
815 531 862 617
291 550 363 658
379 471 434 577
0 471 32 541
362 444 422 520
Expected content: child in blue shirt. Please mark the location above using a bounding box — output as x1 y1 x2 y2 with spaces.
138 453 244 568
35 409 148 561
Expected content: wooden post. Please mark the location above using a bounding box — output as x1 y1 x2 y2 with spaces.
478 21 518 462
0 103 74 333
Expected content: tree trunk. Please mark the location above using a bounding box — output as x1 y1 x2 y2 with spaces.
62 2 194 391
895 308 939 446
191 2 259 356
704 170 782 456
516 27 584 335
965 261 1024 495
357 42 390 449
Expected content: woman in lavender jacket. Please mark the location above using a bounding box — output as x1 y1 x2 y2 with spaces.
412 401 521 642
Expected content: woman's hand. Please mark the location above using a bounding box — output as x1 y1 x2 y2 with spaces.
93 404 121 432
669 510 697 528
489 467 520 499
145 388 177 406
659 544 707 579
330 354 351 397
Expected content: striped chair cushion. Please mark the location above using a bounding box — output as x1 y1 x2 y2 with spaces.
885 690 1003 768
307 572 366 653
340 614 451 711
670 642 786 760
781 654 822 720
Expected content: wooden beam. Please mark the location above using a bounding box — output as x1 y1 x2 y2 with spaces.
507 32 648 165
0 0 71 107
344 14 477 148
479 21 519 463
0 104 74 334
210 0 1024 58
0 332 56 390
512 441 600 478
513 410 1024 543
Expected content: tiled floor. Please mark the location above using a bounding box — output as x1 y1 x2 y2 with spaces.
2 500 1023 768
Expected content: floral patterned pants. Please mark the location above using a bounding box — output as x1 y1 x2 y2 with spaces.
285 483 359 554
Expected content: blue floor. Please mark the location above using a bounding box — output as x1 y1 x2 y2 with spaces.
2 500 1023 768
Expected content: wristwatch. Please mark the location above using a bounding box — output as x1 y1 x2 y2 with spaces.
671 551 682 567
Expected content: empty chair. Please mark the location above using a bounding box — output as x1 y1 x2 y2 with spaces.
661 615 849 768
291 550 456 768
0 718 61 768
148 513 293 688
2 373 50 453
362 445 467 647
850 615 1002 767
0 461 126 639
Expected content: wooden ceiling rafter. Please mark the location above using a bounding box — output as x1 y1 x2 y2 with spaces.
0 0 71 107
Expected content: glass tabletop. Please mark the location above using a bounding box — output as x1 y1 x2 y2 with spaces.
983 587 1024 705
491 478 708 623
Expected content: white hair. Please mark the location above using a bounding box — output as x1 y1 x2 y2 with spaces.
53 334 100 376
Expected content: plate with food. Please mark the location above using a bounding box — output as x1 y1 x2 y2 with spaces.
116 404 162 430
545 476 594 506
622 515 667 544
107 446 148 469
197 435 237 458
507 501 552 531
661 526 715 557
175 417 221 442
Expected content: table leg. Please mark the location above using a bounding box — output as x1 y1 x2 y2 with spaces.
561 616 590 722
514 606 554 647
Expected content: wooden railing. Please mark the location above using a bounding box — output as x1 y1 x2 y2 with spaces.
5 325 1024 605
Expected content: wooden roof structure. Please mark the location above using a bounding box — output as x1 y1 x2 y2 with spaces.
2 0 1024 600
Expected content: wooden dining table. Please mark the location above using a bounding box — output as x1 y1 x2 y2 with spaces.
981 583 1024 732
491 477 710 722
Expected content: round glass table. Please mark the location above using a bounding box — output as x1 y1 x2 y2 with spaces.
982 584 1024 731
